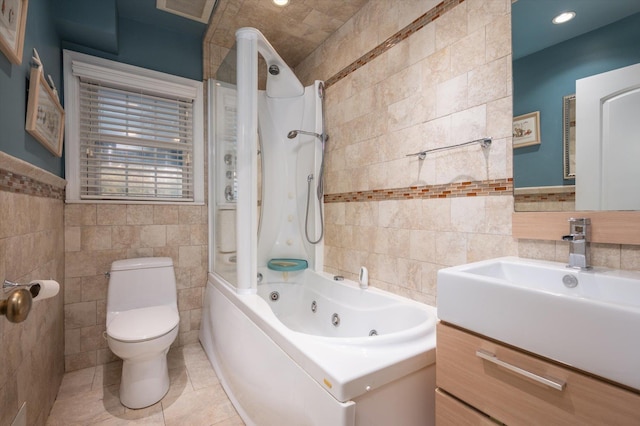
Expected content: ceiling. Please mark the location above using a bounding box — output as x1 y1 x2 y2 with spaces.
512 0 640 60
204 0 369 69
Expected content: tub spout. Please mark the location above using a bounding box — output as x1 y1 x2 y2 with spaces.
359 266 369 289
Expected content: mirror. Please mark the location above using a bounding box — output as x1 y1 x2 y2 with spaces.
562 94 575 180
512 0 640 211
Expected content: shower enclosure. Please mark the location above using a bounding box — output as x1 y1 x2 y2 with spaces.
202 27 437 426
208 27 324 291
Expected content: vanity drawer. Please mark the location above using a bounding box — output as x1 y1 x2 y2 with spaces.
437 323 640 425
435 389 497 426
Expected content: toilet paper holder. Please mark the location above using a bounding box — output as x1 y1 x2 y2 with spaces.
1 280 34 323
3 279 42 298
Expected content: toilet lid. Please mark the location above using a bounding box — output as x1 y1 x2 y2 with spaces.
107 305 179 342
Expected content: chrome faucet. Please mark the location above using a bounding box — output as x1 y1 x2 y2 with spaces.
359 266 369 289
562 218 591 270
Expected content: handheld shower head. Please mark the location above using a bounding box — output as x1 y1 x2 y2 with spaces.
287 130 328 142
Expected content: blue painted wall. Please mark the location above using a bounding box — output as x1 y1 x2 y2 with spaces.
62 17 203 82
513 12 640 188
1 0 203 178
0 0 63 176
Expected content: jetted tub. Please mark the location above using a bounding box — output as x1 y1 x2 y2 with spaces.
200 268 437 426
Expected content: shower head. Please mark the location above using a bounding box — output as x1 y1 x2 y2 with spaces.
287 130 328 142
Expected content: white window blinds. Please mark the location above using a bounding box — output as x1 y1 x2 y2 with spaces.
78 80 194 201
64 50 204 204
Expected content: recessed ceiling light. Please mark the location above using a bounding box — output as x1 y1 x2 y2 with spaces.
552 11 576 24
273 0 289 6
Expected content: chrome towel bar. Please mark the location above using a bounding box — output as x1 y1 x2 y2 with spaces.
407 137 492 160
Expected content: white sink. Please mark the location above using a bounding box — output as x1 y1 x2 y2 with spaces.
437 256 640 391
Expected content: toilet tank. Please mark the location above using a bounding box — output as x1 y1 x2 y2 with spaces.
107 257 177 313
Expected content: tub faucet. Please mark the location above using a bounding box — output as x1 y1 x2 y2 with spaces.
562 218 591 270
359 266 369 289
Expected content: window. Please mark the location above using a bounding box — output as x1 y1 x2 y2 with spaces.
63 50 204 203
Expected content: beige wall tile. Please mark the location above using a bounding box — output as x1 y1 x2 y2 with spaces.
82 226 112 251
65 329 81 355
468 57 508 107
486 96 513 140
484 10 511 62
467 233 517 262
111 226 140 249
82 275 108 302
590 243 622 269
179 246 203 269
450 197 486 233
436 73 468 117
97 205 127 226
154 205 180 224
65 227 81 252
0 183 64 426
167 224 191 246
621 245 640 271
178 288 203 311
65 277 83 304
65 251 97 278
65 204 97 226
65 352 97 372
435 232 468 266
409 230 437 262
179 206 204 224
450 28 486 77
127 205 154 225
140 225 167 248
435 2 468 50
65 302 97 329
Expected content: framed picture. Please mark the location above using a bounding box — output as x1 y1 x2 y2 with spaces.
512 111 541 148
25 66 65 156
562 94 576 179
0 0 28 65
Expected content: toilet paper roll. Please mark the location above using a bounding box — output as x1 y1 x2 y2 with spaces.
216 209 236 253
28 280 60 301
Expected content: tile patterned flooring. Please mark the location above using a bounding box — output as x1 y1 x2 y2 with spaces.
46 343 245 426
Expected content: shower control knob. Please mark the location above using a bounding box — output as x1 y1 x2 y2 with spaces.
286 239 293 246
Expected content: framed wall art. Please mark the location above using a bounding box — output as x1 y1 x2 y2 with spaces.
513 111 541 148
25 65 65 156
0 0 28 64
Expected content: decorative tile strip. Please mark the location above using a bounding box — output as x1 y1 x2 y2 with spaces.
325 0 465 88
0 169 65 200
514 191 575 204
324 178 512 203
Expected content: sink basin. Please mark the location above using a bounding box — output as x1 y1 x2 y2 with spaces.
437 256 640 391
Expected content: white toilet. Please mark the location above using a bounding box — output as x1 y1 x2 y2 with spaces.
106 257 180 409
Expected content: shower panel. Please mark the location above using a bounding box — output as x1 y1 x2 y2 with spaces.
209 28 325 292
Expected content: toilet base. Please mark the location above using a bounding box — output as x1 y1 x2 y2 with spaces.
107 326 179 409
119 349 171 409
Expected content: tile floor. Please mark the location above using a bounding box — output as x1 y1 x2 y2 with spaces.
46 343 245 426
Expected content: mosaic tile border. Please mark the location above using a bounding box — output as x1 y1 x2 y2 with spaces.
325 178 512 203
514 191 575 204
325 0 465 88
0 169 65 200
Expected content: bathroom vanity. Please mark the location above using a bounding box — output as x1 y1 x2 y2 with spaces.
435 257 640 425
435 323 640 425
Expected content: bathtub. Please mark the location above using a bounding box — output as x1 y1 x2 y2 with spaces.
199 268 437 426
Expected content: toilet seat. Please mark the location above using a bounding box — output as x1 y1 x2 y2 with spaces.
107 305 179 343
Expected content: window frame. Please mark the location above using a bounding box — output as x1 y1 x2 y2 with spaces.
63 50 205 204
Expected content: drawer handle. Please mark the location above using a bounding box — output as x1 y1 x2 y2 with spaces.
476 349 566 391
